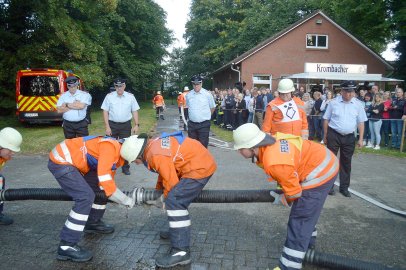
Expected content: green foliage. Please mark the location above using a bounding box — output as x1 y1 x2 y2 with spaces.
0 0 171 115
183 0 397 82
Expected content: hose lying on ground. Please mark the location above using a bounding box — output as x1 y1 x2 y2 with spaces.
1 188 403 270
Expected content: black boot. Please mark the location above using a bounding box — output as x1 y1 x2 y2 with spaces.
155 247 191 268
84 219 115 234
159 230 170 239
328 187 335 195
0 213 14 225
57 240 93 262
122 165 131 175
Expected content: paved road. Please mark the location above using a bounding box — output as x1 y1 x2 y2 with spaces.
0 105 405 270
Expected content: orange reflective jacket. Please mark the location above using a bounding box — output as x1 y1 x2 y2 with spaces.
257 133 338 201
143 136 217 197
262 97 308 138
177 94 184 107
0 157 7 171
153 95 165 107
49 137 125 196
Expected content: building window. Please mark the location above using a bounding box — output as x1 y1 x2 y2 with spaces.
253 74 272 89
306 34 328 49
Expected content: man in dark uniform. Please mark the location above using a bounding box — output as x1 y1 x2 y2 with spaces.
56 76 92 139
101 78 140 175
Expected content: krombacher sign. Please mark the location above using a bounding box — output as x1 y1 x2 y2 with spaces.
305 63 367 74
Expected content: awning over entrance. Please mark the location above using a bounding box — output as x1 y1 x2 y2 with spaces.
287 72 403 82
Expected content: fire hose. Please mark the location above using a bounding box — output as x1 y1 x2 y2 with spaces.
0 188 403 270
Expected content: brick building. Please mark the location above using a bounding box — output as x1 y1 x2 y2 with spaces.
212 10 394 91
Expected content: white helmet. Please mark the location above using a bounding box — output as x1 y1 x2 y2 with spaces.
277 79 295 93
120 135 146 163
0 127 22 152
184 86 189 91
233 123 265 150
157 91 161 95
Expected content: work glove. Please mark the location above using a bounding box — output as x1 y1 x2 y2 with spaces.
145 194 165 209
270 191 291 207
109 188 135 209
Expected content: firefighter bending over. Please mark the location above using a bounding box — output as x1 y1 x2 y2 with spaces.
0 128 23 225
233 123 338 270
48 136 136 262
121 131 217 268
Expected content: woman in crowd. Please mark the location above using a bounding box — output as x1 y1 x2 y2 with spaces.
363 93 373 146
235 93 247 128
367 93 384 150
382 91 392 147
320 90 334 143
302 93 315 140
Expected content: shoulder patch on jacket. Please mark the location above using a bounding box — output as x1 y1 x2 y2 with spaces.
161 137 170 149
280 140 290 153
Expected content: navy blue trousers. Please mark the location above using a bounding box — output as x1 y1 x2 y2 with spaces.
0 174 5 214
164 176 211 249
187 120 211 148
279 174 337 270
48 160 107 243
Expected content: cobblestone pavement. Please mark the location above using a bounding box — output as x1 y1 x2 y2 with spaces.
0 105 405 270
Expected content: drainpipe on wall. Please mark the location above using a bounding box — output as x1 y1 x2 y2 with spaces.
231 63 241 82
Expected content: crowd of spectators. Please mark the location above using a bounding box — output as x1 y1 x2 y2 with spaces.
210 82 406 150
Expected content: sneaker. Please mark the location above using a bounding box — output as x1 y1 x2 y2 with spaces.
363 140 366 146
0 214 13 225
57 241 93 262
320 140 324 144
155 247 191 268
84 219 115 234
159 230 170 239
365 143 373 148
373 145 380 150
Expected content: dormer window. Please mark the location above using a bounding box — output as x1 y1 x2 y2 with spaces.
306 34 328 49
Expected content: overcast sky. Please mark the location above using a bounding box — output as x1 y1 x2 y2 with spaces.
154 0 398 61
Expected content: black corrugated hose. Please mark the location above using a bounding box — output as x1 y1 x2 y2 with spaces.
0 188 403 270
304 249 403 270
0 188 276 203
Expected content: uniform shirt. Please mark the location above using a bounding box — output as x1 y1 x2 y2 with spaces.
143 136 217 197
323 95 367 135
101 91 140 123
57 90 91 122
258 133 338 201
49 137 125 196
186 88 215 123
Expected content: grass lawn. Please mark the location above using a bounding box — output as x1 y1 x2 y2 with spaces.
211 122 406 158
0 102 156 155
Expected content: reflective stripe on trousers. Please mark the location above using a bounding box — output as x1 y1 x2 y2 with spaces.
48 160 107 243
164 176 211 249
280 174 336 270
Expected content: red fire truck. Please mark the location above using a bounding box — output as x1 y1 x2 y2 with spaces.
16 68 84 123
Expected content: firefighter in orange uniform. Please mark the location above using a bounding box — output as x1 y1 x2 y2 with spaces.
181 86 190 130
153 91 166 120
48 136 136 262
177 91 184 121
121 131 217 268
263 79 308 139
233 123 338 270
0 128 23 225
